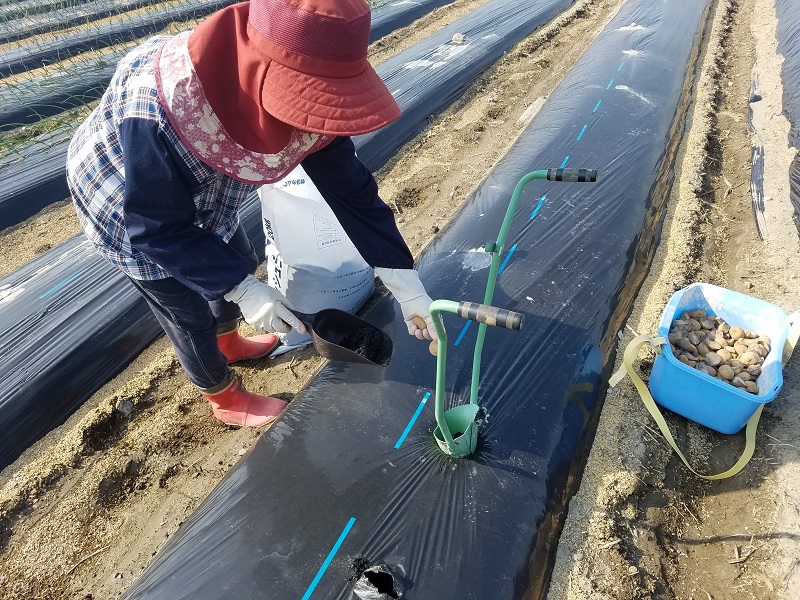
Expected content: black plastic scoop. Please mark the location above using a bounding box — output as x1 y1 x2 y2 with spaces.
290 309 393 366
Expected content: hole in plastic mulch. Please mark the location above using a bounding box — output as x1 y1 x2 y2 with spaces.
353 564 403 599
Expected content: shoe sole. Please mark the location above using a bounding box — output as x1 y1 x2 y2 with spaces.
219 415 278 428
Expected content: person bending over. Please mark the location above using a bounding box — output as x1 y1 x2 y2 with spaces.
67 0 436 427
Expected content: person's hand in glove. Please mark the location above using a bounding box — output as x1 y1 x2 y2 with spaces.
375 267 437 340
224 275 306 335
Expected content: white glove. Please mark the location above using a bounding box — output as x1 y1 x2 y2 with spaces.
375 267 437 340
224 275 306 335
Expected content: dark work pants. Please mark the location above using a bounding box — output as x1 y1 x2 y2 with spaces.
126 225 259 389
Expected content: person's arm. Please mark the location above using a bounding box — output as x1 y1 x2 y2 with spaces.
301 137 436 340
300 136 413 269
119 117 251 300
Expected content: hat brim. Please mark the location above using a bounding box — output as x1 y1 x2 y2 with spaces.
261 62 401 137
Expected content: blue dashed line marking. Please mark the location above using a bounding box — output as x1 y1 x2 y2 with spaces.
301 517 356 600
498 243 518 274
456 29 633 355
394 392 430 449
530 194 546 220
454 320 472 346
39 268 89 300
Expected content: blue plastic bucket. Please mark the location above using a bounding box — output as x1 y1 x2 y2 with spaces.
648 283 791 434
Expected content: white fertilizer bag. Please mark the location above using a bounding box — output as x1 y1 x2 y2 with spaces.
260 164 374 355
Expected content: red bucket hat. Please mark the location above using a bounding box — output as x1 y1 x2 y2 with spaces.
159 0 399 158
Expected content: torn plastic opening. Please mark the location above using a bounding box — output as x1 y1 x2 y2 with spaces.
353 566 403 600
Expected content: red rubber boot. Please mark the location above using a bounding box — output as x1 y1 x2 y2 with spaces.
217 330 280 363
200 375 287 427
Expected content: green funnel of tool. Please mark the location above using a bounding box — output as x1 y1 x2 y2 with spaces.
428 167 598 457
430 300 524 456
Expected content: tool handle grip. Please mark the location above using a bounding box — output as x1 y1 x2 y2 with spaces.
289 310 315 325
546 168 598 182
457 302 524 330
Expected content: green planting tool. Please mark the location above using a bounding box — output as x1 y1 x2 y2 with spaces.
429 168 598 457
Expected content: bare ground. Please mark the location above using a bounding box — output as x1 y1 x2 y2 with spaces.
0 0 798 598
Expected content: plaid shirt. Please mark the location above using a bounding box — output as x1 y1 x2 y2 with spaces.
66 36 257 282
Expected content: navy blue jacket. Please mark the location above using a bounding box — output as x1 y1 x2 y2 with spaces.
122 122 413 299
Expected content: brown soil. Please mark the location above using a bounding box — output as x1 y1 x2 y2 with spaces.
1 0 798 598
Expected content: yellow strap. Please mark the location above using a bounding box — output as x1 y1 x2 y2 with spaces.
611 311 800 479
610 334 761 480
782 311 800 366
